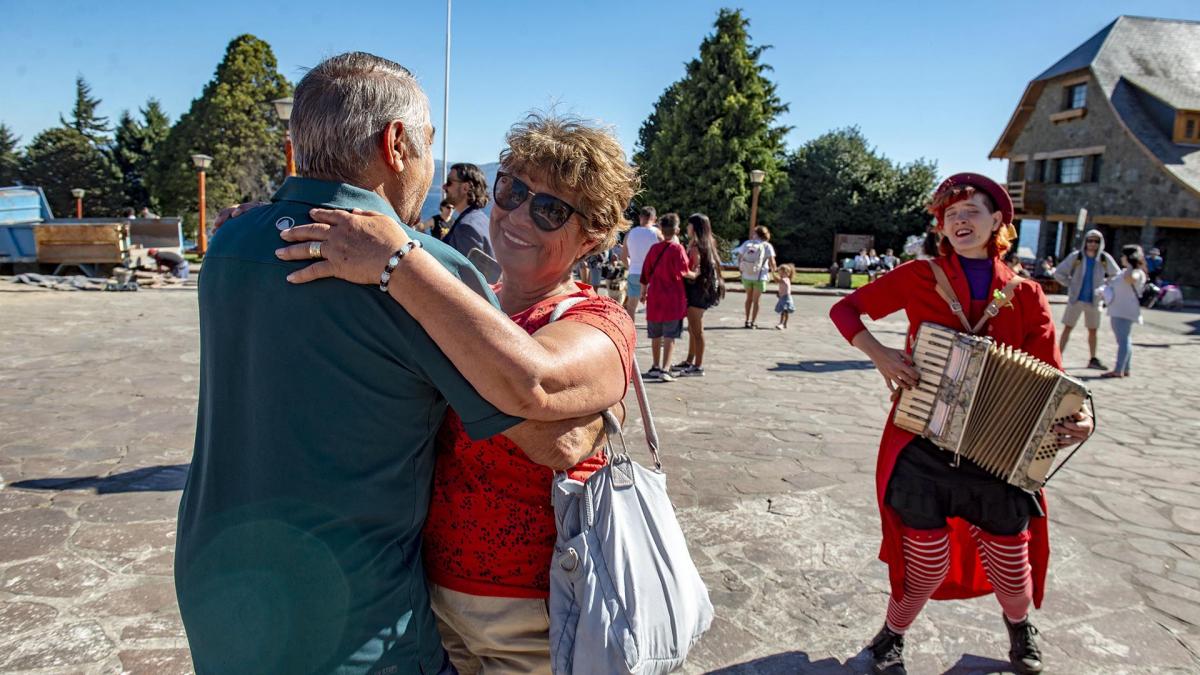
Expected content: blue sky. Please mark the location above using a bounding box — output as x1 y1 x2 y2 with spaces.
3 1 1199 184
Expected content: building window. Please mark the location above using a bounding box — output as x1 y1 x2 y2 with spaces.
1057 156 1085 184
1010 161 1026 182
1089 154 1102 182
1178 111 1200 144
1065 83 1087 110
1035 159 1049 183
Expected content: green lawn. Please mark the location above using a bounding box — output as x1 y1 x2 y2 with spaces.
722 269 869 289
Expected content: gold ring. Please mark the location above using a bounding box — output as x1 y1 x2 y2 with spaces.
309 241 323 259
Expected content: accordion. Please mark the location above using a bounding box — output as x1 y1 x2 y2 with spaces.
894 322 1089 493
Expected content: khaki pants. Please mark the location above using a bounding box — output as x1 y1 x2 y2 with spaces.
429 583 552 675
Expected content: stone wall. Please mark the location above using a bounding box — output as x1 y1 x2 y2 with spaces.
1005 70 1200 289
1008 70 1200 220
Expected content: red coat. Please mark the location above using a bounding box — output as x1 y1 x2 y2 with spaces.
829 254 1061 608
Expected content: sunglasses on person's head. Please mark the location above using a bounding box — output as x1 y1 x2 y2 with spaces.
493 171 585 232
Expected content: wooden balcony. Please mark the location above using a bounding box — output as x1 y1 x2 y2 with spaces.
1007 181 1045 215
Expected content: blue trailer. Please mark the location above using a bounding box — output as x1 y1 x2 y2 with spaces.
0 186 54 265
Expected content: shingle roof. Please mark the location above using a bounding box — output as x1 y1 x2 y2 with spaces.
1123 75 1200 110
992 16 1200 195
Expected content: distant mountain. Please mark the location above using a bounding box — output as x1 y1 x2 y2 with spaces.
420 160 500 222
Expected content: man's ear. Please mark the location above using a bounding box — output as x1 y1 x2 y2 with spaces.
380 120 407 173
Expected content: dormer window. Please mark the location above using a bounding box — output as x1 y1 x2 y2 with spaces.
1176 111 1200 144
1066 83 1087 110
1050 78 1089 123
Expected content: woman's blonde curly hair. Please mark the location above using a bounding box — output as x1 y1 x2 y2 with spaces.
499 112 640 252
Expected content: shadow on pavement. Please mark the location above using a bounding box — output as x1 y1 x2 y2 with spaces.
769 360 874 373
11 463 189 493
706 650 854 673
941 653 1013 674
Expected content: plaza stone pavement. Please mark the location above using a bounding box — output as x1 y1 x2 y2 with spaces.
0 284 1198 674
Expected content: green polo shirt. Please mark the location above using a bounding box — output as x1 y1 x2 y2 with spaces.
176 177 520 675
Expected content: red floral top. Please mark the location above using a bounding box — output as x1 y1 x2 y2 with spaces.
422 283 636 598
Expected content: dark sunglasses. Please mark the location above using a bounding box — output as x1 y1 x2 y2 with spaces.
493 171 585 232
1086 238 1101 243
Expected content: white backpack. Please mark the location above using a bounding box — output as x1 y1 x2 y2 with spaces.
738 240 769 278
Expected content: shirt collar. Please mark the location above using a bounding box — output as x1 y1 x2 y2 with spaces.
271 177 404 223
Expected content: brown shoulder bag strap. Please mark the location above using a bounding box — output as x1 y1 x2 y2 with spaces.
926 260 973 333
970 276 1023 334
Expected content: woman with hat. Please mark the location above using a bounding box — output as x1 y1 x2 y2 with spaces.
828 173 1093 675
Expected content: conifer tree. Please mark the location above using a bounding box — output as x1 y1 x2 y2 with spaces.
20 127 123 216
0 123 21 186
60 76 111 145
115 99 171 210
634 9 790 242
153 34 291 235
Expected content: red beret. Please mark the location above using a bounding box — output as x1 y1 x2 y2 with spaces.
932 172 1014 224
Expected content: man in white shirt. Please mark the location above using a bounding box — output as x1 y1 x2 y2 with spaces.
621 205 663 316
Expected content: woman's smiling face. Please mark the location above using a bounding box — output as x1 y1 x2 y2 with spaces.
940 192 1002 259
489 170 595 287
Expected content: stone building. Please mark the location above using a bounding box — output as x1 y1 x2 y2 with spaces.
990 15 1200 289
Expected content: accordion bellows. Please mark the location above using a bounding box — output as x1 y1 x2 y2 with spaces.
895 323 1089 493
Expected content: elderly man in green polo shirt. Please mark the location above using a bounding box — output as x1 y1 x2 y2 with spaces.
175 52 607 675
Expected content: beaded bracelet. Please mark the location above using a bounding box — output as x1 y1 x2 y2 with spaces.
379 240 422 292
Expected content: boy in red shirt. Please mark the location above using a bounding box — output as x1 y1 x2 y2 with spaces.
641 213 696 381
828 174 1093 675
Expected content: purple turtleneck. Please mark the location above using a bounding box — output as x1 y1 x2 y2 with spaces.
958 255 994 300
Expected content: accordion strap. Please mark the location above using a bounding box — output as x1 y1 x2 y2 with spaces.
927 260 973 333
927 260 1023 335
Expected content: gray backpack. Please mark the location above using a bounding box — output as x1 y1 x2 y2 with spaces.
547 299 713 674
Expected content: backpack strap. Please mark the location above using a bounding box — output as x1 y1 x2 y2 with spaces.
926 260 973 333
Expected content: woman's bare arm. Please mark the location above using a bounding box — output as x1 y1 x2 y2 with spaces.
278 209 628 422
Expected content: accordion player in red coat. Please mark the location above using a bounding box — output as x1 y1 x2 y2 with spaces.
828 173 1093 675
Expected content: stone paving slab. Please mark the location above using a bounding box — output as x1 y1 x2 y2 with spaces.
1 287 1199 673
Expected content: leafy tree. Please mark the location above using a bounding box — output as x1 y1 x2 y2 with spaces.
20 127 123 216
152 34 291 236
768 127 938 266
60 76 111 145
633 8 791 242
0 123 21 186
114 99 171 210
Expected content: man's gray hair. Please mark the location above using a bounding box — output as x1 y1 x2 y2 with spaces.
291 52 431 183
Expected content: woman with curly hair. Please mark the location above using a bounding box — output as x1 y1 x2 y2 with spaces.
276 113 639 674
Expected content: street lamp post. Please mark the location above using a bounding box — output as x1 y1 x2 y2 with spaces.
442 0 452 191
748 169 766 240
191 154 213 255
272 97 295 177
70 188 86 218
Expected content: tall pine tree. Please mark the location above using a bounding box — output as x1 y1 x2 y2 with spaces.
115 99 171 211
152 35 291 236
20 76 124 215
0 124 21 186
634 9 790 242
60 76 111 145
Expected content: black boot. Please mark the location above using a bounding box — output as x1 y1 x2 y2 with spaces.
867 624 906 675
1004 615 1044 674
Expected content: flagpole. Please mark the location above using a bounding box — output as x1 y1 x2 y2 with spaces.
441 0 451 191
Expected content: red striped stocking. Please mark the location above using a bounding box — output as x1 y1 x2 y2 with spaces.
970 525 1034 623
886 526 951 634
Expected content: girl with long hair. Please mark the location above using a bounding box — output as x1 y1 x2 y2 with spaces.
673 213 723 376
